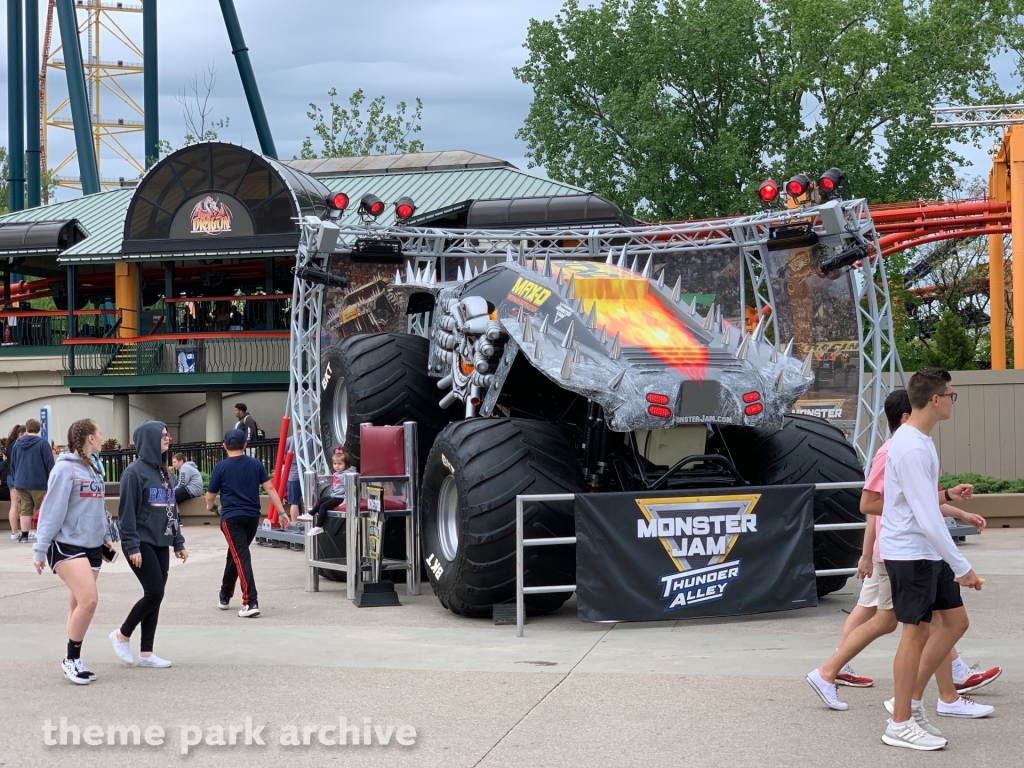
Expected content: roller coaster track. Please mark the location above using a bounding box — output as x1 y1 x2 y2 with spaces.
868 198 1010 281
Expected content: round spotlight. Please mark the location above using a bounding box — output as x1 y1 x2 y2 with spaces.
394 196 416 221
785 174 811 197
328 192 350 212
758 179 779 204
818 167 846 196
359 193 385 218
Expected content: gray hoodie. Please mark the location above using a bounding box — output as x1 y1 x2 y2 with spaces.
118 421 185 556
175 460 203 498
32 452 109 561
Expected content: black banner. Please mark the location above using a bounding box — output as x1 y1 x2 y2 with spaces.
575 485 817 622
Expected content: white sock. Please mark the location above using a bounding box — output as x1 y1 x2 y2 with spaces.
891 719 910 728
952 657 969 675
911 699 922 709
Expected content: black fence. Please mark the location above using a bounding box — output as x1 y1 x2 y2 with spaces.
99 439 279 483
0 310 120 348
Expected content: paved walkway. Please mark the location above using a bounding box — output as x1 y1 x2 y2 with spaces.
2 526 1021 767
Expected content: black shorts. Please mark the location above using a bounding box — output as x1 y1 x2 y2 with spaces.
46 541 103 574
885 559 963 625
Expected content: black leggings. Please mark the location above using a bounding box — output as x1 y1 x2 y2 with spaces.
310 496 344 528
121 542 169 653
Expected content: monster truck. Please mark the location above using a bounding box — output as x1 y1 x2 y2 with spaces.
318 249 864 616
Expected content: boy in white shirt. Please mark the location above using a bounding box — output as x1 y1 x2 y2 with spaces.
806 390 995 716
879 368 982 751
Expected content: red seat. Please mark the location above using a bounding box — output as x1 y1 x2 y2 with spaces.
306 420 421 599
358 424 410 513
360 425 406 476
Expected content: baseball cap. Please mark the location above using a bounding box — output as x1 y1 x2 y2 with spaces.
224 428 247 449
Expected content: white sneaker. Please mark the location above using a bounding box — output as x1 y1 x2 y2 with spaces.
137 654 172 668
884 697 942 736
28 530 36 539
805 669 848 710
882 718 947 751
109 630 134 665
74 658 96 681
10 532 18 540
238 603 260 618
937 695 994 718
61 658 92 685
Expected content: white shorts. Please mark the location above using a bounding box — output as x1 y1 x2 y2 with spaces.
856 559 893 611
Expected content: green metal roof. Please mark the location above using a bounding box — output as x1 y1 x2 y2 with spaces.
0 153 588 263
0 188 132 261
317 166 588 228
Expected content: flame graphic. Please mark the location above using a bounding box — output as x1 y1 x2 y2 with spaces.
190 196 233 235
557 262 709 380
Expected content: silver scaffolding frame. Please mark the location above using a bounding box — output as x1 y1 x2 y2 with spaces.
288 217 331 496
292 198 901 468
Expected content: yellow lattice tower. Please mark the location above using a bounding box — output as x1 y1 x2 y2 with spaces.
41 0 145 191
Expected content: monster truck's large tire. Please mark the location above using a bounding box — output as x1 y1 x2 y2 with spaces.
420 418 584 617
320 333 452 467
720 414 864 597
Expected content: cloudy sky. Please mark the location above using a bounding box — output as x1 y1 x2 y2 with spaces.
0 0 1018 203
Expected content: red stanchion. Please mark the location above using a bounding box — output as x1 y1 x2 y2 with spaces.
269 450 294 528
271 415 290 489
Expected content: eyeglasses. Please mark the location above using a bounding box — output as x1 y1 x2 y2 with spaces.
936 392 957 403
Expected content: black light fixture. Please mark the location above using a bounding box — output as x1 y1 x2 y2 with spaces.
394 196 416 221
758 179 779 204
818 168 846 198
359 193 386 218
327 192 350 213
819 243 868 274
785 174 811 198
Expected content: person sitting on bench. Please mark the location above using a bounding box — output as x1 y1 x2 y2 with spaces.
171 454 203 505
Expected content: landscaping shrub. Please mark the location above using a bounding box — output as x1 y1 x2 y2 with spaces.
940 473 1024 494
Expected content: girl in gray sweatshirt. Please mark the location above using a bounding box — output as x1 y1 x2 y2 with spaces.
31 418 110 685
111 421 187 669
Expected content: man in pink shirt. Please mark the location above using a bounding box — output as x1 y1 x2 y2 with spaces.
806 389 997 715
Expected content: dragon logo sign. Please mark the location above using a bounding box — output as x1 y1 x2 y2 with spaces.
190 196 233 236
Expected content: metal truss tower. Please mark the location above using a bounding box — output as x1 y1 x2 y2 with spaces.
293 197 903 473
41 0 146 191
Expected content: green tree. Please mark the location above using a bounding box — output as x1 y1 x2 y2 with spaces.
514 0 1019 219
1 146 61 212
0 146 10 214
299 88 424 159
923 310 977 370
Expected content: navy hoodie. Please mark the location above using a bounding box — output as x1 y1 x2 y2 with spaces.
118 421 184 556
9 433 54 490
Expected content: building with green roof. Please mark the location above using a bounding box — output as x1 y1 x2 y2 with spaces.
0 144 593 448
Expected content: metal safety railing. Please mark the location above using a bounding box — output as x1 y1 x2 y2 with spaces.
0 309 120 349
62 332 290 377
515 481 866 637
